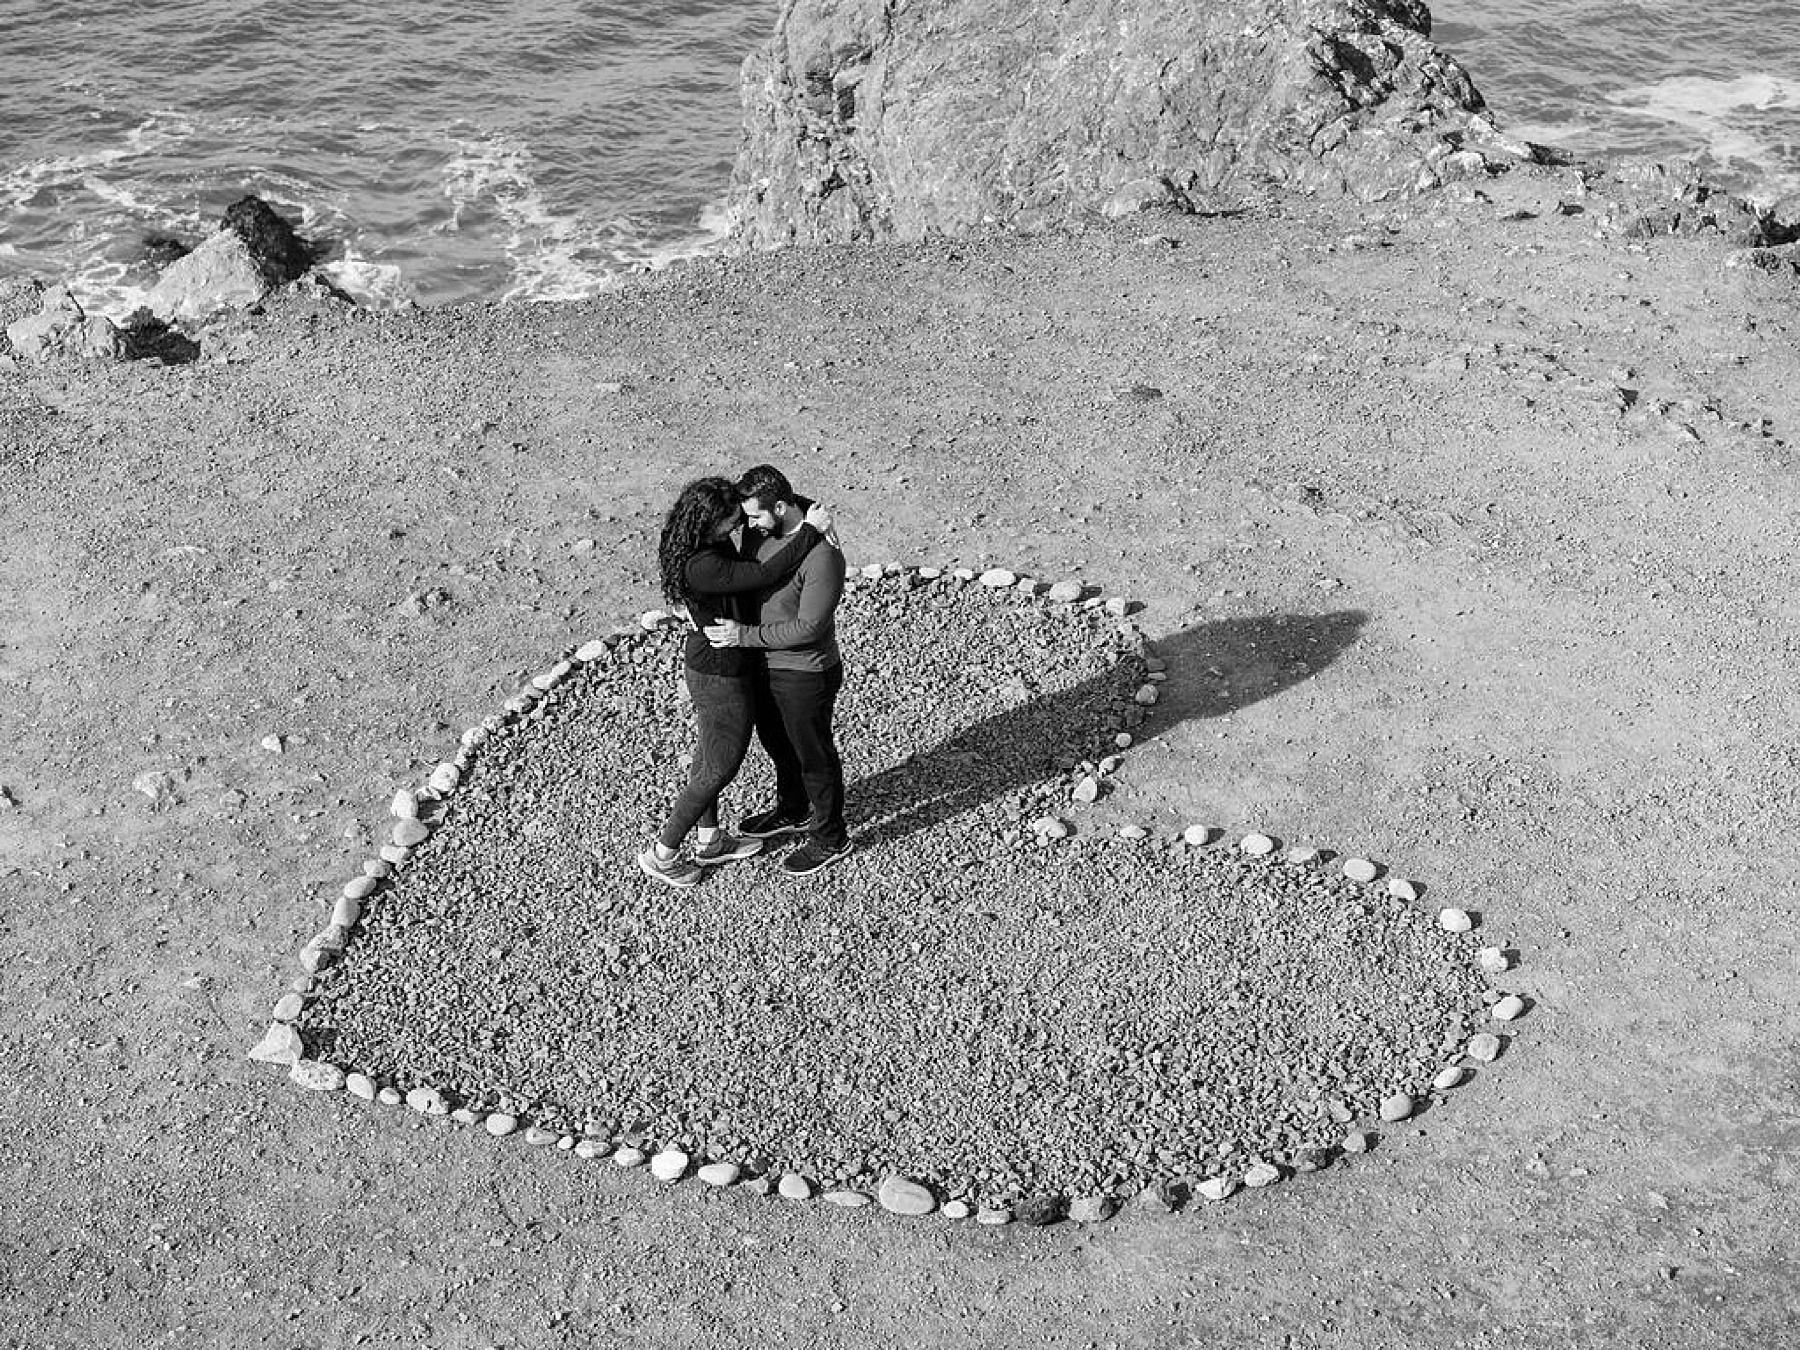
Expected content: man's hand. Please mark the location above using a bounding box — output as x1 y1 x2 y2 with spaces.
705 618 745 648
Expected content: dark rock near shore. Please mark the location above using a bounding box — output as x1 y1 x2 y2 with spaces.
144 196 328 324
727 0 1493 248
139 232 193 268
222 196 315 286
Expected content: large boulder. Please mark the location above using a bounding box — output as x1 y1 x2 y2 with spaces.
146 195 315 322
4 284 126 363
726 0 1494 248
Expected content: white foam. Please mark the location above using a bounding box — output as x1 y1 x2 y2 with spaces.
321 245 411 309
1607 73 1800 199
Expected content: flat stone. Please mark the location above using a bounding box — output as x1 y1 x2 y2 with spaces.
1342 857 1379 883
484 1112 518 1137
1342 1131 1372 1154
390 789 418 820
393 819 430 848
575 639 610 662
246 1022 302 1066
1017 1194 1066 1227
451 1108 480 1125
859 563 885 579
951 567 976 581
379 844 411 866
1182 824 1214 846
289 1060 345 1092
1239 832 1275 856
530 662 571 692
1433 1064 1466 1091
1243 1162 1282 1189
778 1173 814 1200
977 568 1017 588
406 1086 449 1116
1439 907 1474 932
574 1139 609 1160
1492 993 1528 1022
1478 946 1512 972
1387 877 1420 901
1069 1195 1117 1223
877 1176 936 1216
822 1190 871 1208
1133 683 1159 705
1072 775 1100 804
650 1149 689 1181
377 1087 402 1107
942 1199 972 1219
1047 580 1084 603
1030 815 1070 839
917 565 942 579
345 1073 377 1101
271 993 304 1022
1118 824 1148 840
1379 1092 1415 1122
524 1126 559 1146
342 874 377 901
698 1162 741 1187
1196 1177 1239 1202
329 897 362 930
975 1207 1013 1226
613 1146 647 1168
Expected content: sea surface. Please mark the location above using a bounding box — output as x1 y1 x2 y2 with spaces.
2 0 1796 316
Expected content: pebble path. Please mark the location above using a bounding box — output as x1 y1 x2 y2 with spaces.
281 567 1508 1219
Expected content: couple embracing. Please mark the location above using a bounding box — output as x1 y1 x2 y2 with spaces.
637 464 850 887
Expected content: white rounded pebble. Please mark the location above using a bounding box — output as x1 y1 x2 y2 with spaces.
638 609 669 629
1492 993 1528 1021
942 1199 972 1219
524 1126 559 1146
271 992 304 1022
427 763 460 795
246 1022 303 1066
1196 1176 1239 1202
1133 683 1159 705
1342 857 1379 883
531 662 571 692
823 1190 871 1208
1380 1092 1415 1122
1182 824 1214 846
484 1112 518 1137
393 819 430 848
574 1139 608 1159
917 566 942 580
361 859 391 877
1047 580 1083 603
778 1173 813 1200
329 897 362 930
613 1146 647 1168
1072 775 1100 804
1243 1162 1282 1189
698 1162 741 1187
977 568 1017 588
345 1072 376 1101
377 1087 402 1106
860 563 885 580
1478 946 1512 973
975 1207 1013 1226
343 874 377 901
1387 877 1420 901
575 639 610 662
289 1060 345 1092
650 1149 689 1182
1015 577 1039 594
1239 832 1275 856
877 1176 936 1216
1438 907 1474 933
951 567 976 581
1118 824 1149 840
557 1135 576 1151
1433 1065 1466 1091
1342 1131 1371 1154
1030 815 1071 839
390 790 418 820
451 1108 480 1125
1113 732 1134 749
1467 1032 1503 1062
405 1087 449 1116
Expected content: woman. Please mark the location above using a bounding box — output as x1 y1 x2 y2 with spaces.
638 476 835 888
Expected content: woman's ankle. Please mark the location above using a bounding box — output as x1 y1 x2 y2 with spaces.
652 841 678 861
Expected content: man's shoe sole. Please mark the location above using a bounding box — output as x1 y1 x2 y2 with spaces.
780 848 851 877
636 851 702 888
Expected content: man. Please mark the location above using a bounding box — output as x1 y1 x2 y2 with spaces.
704 464 849 876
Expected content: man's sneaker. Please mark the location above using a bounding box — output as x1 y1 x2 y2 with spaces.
737 806 810 840
693 832 764 866
780 841 851 877
636 846 702 888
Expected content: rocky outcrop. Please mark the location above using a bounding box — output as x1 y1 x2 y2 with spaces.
726 0 1502 248
146 195 319 323
5 284 126 363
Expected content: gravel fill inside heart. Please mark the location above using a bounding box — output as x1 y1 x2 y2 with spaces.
296 572 1493 1209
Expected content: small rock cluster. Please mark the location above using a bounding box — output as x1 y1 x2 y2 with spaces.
257 564 1527 1227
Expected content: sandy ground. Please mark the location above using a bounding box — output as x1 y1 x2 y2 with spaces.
4 164 1800 1348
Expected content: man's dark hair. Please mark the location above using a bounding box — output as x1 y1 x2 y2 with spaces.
735 463 795 507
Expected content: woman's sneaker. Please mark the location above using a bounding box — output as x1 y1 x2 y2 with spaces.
636 846 702 888
693 832 764 866
737 805 810 839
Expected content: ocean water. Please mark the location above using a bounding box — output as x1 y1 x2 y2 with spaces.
1 0 1796 317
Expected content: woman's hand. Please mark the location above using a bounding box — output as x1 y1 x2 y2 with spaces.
804 501 834 534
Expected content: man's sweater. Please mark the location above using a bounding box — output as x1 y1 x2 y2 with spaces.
738 525 845 671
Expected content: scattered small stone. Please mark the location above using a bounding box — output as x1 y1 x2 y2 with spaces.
391 789 417 820
1239 832 1275 856
1133 684 1159 705
917 566 942 580
613 1146 647 1168
1196 1176 1239 1202
977 568 1017 588
428 763 460 794
1438 907 1473 933
1243 1161 1282 1188
650 1148 690 1181
406 1086 449 1116
289 1060 345 1092
942 1198 972 1219
1069 1195 1117 1222
1029 815 1071 840
1492 993 1528 1022
1135 1184 1173 1214
1467 1033 1503 1062
246 1022 302 1066
484 1112 518 1137
1342 1131 1371 1154
739 1175 774 1196
1182 824 1214 846
260 734 285 754
975 1207 1013 1226
1285 845 1321 865
574 1139 608 1159
877 1175 936 1216
379 844 411 866
1118 824 1148 840
1047 580 1084 603
698 1161 741 1187
1293 1147 1335 1173
1478 946 1512 973
451 1108 480 1125
1113 732 1133 748
1379 1092 1415 1122
377 1087 403 1107
1104 597 1131 618
1342 857 1379 883
1017 1194 1066 1226
1433 1065 1466 1091
778 1173 814 1200
1387 877 1420 901
345 1072 376 1101
329 897 362 929
822 1190 871 1208
1072 775 1100 804
393 819 430 848
343 874 378 901
575 639 610 662
271 992 304 1022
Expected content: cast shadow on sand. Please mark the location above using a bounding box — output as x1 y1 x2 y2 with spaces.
845 610 1368 854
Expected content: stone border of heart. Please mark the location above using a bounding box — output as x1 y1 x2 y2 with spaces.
247 562 1530 1228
